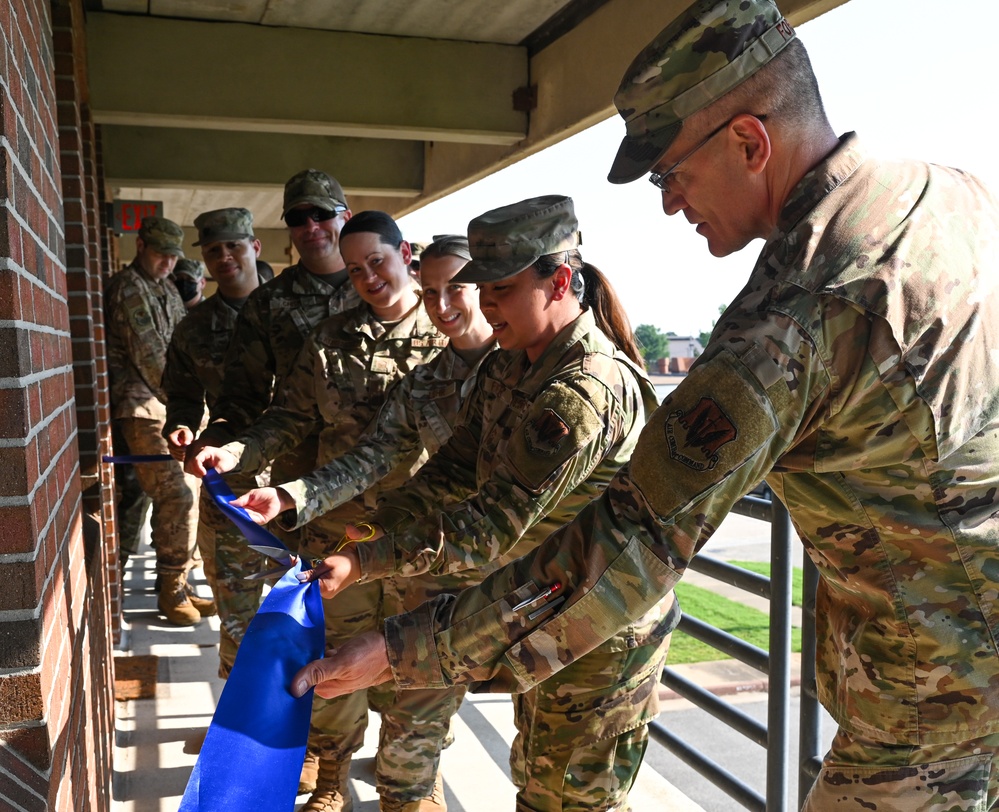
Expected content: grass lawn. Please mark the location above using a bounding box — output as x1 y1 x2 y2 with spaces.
667 562 804 665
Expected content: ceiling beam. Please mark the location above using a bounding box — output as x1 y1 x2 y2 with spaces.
86 12 528 146
101 126 425 196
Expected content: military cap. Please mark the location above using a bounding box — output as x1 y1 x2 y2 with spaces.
608 0 796 184
138 216 185 256
282 169 348 218
428 234 472 263
192 207 255 246
453 195 579 284
173 258 205 281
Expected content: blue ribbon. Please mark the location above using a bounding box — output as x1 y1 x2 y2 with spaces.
169 468 326 812
102 453 174 463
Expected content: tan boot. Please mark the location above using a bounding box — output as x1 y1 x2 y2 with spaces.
380 772 446 812
302 758 352 812
157 572 201 626
299 750 320 794
184 582 217 617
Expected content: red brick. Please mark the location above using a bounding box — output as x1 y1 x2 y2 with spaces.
0 723 50 771
0 446 28 497
0 269 21 320
0 385 29 438
0 503 37 555
0 561 39 613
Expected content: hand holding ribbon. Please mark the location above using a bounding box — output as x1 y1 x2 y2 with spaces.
166 427 196 461
291 630 392 700
230 486 296 525
185 443 239 478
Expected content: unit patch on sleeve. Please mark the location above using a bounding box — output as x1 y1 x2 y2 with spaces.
665 397 737 471
525 408 570 456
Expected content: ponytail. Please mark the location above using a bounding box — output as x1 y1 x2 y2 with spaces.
534 250 644 368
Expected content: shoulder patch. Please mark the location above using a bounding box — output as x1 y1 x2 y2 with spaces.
631 347 784 522
126 299 155 334
665 397 737 470
508 382 602 493
525 408 570 456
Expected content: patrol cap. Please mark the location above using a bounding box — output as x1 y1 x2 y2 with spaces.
138 216 185 256
608 0 796 184
453 195 579 284
192 207 255 246
173 258 205 281
427 234 472 262
282 169 348 218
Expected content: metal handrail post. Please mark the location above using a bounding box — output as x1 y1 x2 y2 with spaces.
798 557 822 807
766 498 794 811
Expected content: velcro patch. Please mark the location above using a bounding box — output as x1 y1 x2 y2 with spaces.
127 301 154 334
525 408 570 456
665 397 737 471
631 347 782 522
509 383 601 493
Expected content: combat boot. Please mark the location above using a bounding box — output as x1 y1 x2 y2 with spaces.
184 582 217 617
157 571 201 626
299 750 320 794
302 758 352 812
379 773 446 812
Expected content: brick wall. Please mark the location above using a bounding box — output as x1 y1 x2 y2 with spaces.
0 0 117 809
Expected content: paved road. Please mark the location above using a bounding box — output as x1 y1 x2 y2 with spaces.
644 692 836 812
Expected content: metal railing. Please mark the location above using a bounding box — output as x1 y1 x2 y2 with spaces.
648 488 822 811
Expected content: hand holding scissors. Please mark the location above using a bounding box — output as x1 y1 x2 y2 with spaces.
292 522 383 599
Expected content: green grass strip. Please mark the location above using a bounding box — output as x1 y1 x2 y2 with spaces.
668 579 803 665
727 560 805 607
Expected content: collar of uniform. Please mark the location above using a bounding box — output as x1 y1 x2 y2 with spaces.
434 339 500 382
773 132 866 249
287 261 349 295
209 293 239 329
517 308 600 392
345 291 442 346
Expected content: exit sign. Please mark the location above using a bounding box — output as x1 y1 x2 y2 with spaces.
112 200 163 234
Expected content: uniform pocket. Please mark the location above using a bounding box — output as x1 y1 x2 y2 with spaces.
524 641 667 758
807 752 993 812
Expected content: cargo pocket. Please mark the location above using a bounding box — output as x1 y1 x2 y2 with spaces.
806 752 993 812
524 640 667 759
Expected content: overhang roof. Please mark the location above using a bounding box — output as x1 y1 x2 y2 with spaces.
84 0 846 232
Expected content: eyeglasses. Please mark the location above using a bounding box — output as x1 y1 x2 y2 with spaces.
649 114 766 194
284 206 345 228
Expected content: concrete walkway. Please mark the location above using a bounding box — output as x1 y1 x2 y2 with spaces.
111 550 707 811
110 509 805 811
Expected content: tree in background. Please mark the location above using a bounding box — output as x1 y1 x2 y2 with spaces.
635 324 669 369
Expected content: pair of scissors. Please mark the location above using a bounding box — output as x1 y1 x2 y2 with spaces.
245 522 379 581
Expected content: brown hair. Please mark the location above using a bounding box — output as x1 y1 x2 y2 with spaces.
534 250 644 368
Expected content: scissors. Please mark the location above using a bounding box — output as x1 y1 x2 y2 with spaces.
245 522 379 581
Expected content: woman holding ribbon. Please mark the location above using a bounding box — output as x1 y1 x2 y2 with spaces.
297 195 679 812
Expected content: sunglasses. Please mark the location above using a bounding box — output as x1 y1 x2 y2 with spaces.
284 206 345 228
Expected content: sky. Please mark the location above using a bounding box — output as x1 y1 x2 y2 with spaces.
399 0 999 338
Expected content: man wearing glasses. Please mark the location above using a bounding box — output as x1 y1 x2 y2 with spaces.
291 0 999 808
197 169 358 483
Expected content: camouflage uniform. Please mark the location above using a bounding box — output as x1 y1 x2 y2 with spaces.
203 262 361 490
277 342 497 805
162 292 269 676
358 309 678 811
106 255 198 574
278 343 497 528
379 137 999 810
222 299 447 787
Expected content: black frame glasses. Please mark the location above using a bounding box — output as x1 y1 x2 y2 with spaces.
284 205 346 228
649 114 766 194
